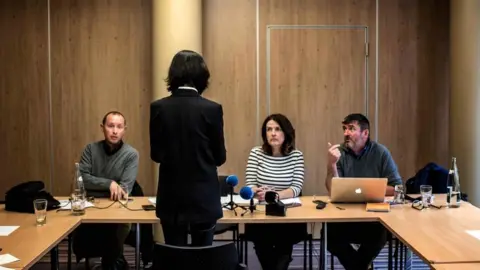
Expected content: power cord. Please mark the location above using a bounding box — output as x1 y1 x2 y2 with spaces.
56 197 144 212
115 200 144 211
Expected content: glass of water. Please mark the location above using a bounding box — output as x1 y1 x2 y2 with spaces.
420 185 433 208
33 199 47 226
71 190 86 216
394 185 405 204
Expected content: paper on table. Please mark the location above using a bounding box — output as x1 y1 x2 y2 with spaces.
280 198 302 205
148 197 156 205
0 226 19 236
149 196 261 208
466 230 480 241
221 195 259 206
58 200 95 210
0 254 19 266
0 266 15 270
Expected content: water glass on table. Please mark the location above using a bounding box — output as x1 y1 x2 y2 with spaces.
71 189 86 216
394 184 405 204
33 199 47 226
420 185 433 208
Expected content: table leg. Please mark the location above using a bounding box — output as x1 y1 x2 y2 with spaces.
388 232 393 269
136 223 141 269
320 222 327 270
67 234 72 270
50 245 59 270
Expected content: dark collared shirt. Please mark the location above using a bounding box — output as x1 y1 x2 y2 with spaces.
337 140 402 186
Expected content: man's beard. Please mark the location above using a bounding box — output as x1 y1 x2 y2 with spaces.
344 137 354 148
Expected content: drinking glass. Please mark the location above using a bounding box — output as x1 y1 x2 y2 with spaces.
420 185 433 208
394 185 405 204
33 199 47 226
71 189 86 216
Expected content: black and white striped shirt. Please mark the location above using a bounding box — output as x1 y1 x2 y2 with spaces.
245 146 305 197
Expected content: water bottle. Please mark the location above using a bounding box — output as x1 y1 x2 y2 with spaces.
447 157 461 208
72 162 86 215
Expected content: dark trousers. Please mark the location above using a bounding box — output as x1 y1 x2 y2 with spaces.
326 222 387 270
253 242 293 270
246 223 306 270
161 221 216 247
73 223 131 270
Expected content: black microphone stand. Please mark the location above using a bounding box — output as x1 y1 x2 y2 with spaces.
222 185 241 216
240 198 257 216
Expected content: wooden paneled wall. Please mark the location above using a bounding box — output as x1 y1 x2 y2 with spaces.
378 0 450 181
0 0 450 199
204 0 450 195
0 0 153 199
49 0 153 196
0 0 51 198
202 0 258 183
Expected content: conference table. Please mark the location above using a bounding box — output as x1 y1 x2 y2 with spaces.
0 195 479 269
431 263 480 270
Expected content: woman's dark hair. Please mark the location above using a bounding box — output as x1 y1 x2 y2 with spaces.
261 113 296 156
165 50 210 94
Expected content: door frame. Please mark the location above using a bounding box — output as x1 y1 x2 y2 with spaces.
265 24 370 119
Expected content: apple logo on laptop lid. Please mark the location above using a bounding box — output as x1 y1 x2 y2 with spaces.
355 188 362 194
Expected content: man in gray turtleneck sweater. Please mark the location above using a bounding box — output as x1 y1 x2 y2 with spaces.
75 111 139 270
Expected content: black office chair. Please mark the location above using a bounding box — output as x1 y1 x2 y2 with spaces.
152 242 247 270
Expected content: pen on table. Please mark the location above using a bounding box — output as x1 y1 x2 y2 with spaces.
336 206 345 210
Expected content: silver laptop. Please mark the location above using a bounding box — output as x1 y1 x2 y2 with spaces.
330 177 387 203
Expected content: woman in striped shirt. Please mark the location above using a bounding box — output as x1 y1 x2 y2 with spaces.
245 113 307 270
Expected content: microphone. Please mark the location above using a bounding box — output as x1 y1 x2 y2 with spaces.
222 175 240 214
225 175 238 208
226 175 239 187
239 186 257 216
239 186 254 200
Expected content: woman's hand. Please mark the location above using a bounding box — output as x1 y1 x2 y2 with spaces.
251 187 266 201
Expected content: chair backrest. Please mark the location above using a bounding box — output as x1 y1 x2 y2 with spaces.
218 175 230 196
152 242 240 270
131 180 144 196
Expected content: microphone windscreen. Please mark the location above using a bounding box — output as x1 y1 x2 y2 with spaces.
239 186 254 200
225 175 239 187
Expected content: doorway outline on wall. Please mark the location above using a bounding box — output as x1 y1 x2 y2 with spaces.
265 24 370 127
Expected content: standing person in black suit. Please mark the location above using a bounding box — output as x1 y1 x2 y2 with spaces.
149 50 227 247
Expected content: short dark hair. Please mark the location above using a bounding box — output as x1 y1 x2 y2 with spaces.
261 113 296 156
102 111 126 126
342 113 369 131
165 50 210 94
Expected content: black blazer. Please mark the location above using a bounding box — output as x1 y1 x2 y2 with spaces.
150 88 227 224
